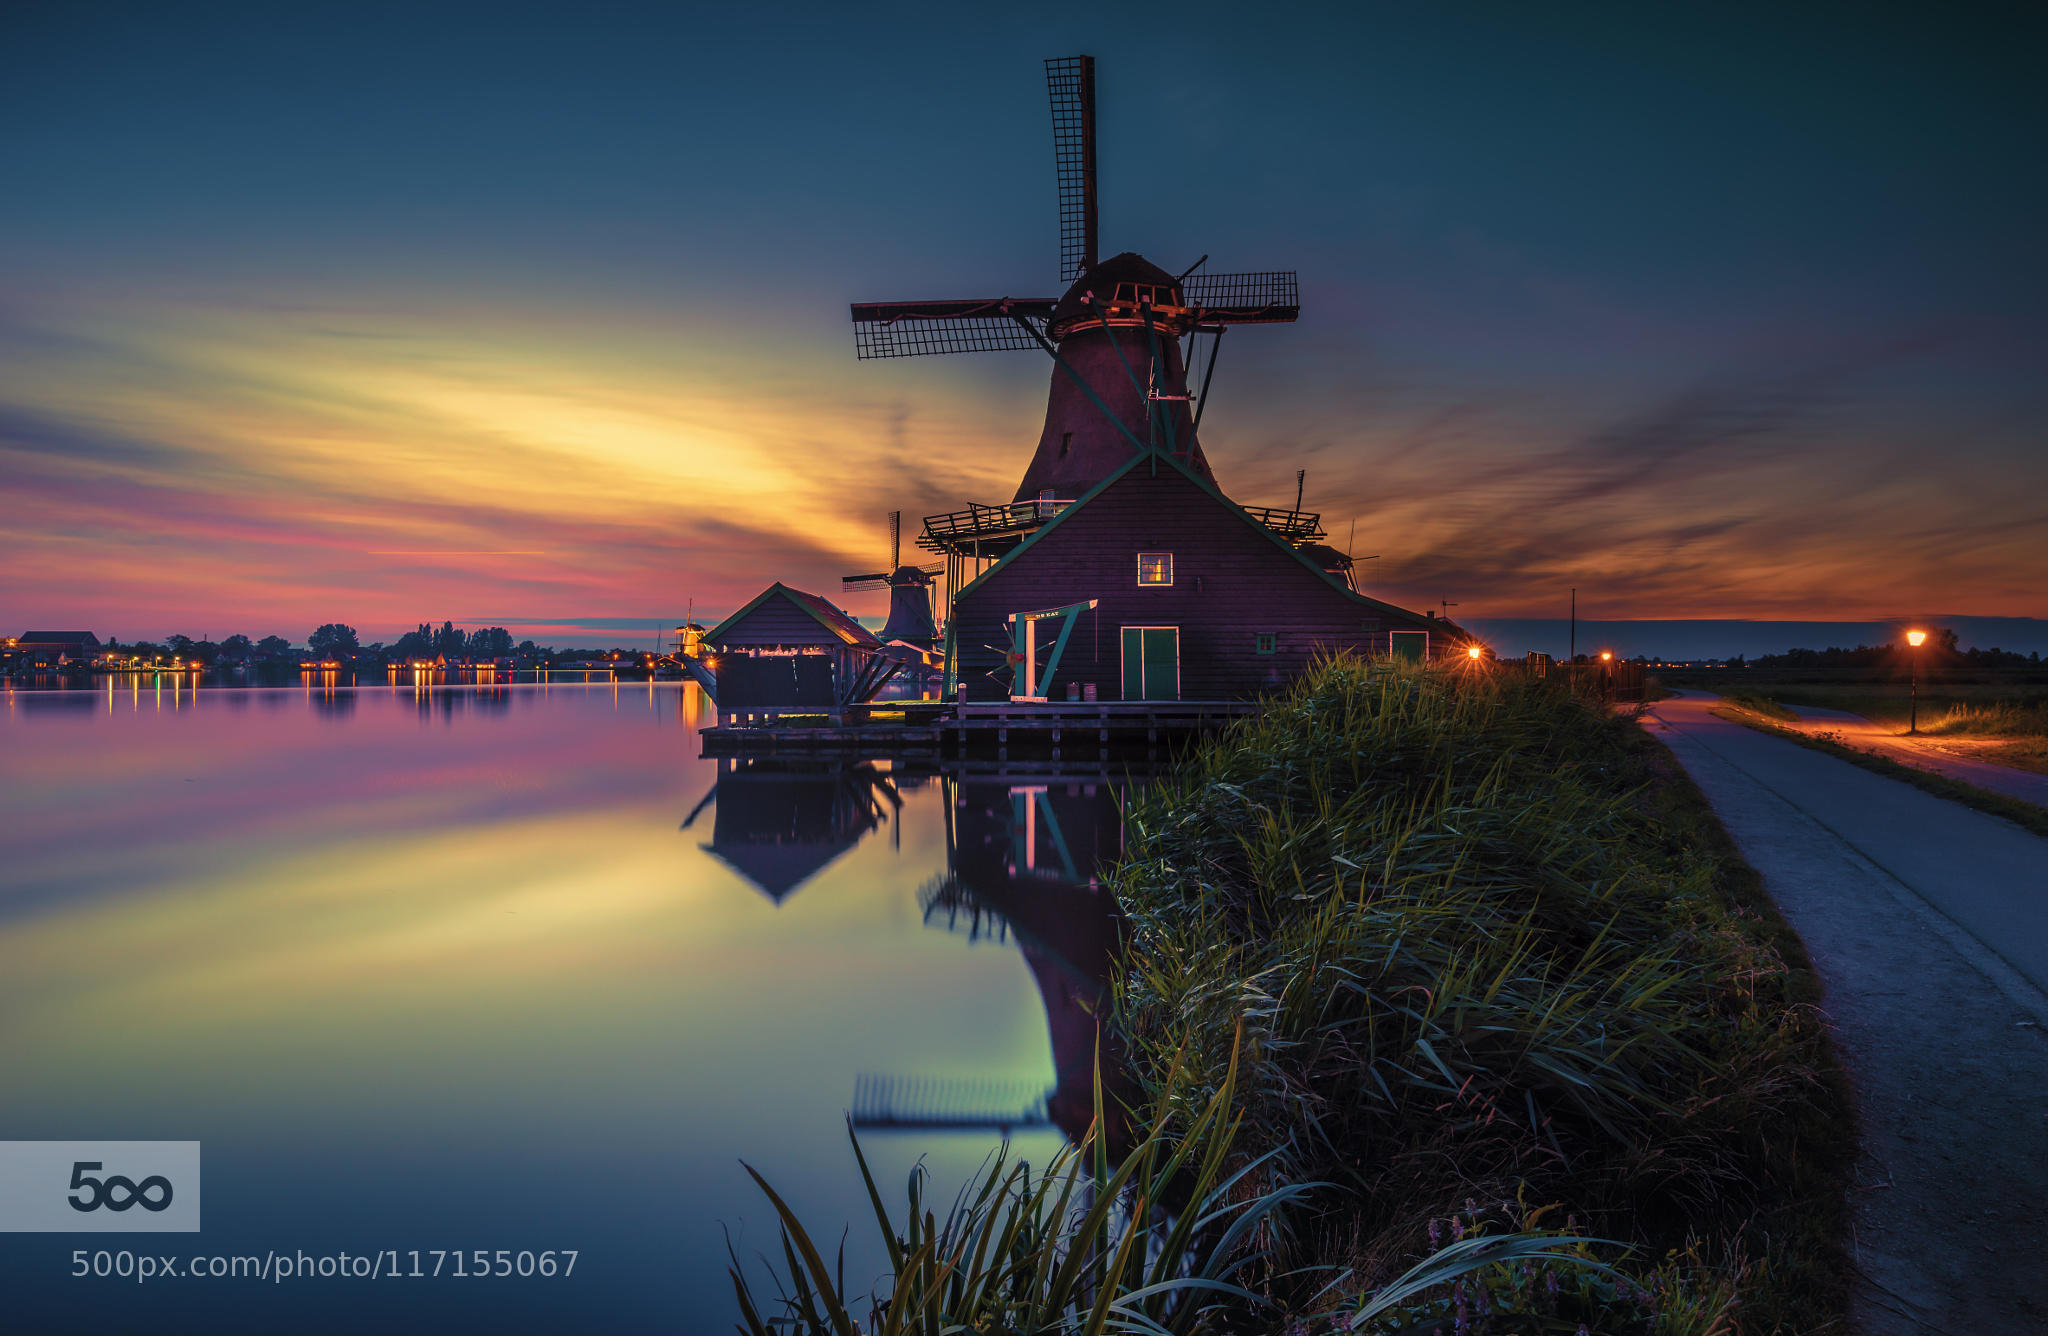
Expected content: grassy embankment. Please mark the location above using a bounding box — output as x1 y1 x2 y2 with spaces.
1680 678 2048 775
735 660 1853 1334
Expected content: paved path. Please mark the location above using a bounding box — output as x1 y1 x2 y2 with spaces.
1645 692 2048 1335
1769 700 2048 808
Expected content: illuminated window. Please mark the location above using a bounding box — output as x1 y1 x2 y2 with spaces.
1255 632 1276 655
1136 553 1173 586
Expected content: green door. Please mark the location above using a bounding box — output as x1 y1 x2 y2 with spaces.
1121 627 1180 700
1389 630 1427 664
1121 628 1144 699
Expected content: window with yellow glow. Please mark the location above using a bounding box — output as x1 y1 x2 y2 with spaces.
1136 553 1173 586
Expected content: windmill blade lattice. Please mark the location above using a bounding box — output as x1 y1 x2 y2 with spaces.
854 313 1050 360
1183 270 1302 325
1046 55 1098 282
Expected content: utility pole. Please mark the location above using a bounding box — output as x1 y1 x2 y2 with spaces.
1569 588 1577 663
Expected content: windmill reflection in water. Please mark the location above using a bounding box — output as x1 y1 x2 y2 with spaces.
682 758 1138 1148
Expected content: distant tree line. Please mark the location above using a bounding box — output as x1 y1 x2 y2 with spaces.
102 622 658 669
1751 629 2041 671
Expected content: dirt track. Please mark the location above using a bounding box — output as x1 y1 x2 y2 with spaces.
1646 692 2048 1335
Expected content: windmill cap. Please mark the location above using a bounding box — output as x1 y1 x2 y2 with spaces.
1049 252 1185 338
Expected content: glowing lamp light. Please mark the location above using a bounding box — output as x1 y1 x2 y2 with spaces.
1600 651 1613 662
1465 645 1483 660
1906 629 1927 647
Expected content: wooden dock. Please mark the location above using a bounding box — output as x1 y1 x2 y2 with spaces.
702 699 1261 761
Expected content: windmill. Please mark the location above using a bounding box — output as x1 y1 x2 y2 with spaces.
841 511 943 647
850 56 1301 510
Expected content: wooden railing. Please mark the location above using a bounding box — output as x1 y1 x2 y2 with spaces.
1239 505 1324 541
919 498 1324 547
920 498 1075 544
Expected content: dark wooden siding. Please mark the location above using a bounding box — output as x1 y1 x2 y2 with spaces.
953 465 1454 700
711 597 837 649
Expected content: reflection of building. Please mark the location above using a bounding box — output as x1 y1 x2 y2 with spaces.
929 774 1140 1147
682 758 905 904
697 756 1143 1146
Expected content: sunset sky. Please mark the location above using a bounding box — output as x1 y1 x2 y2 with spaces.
4 3 2044 643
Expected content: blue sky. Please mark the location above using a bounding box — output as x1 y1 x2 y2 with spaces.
4 2 2043 639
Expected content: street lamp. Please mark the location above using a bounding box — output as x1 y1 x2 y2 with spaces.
1466 645 1483 661
1906 629 1927 734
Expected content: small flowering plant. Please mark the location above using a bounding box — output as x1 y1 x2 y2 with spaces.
1337 1202 1730 1336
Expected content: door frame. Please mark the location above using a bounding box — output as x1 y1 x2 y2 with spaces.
1120 625 1181 701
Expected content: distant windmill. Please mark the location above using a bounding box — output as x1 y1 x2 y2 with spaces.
850 56 1302 509
842 511 943 647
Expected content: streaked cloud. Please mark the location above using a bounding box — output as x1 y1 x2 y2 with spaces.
0 292 1025 639
2 5 2044 635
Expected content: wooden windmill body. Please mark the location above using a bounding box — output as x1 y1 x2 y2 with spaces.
849 57 1466 701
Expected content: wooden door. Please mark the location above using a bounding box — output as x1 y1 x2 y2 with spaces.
1120 627 1180 701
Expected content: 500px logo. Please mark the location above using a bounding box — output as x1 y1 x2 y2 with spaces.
0 1142 200 1232
68 1161 175 1213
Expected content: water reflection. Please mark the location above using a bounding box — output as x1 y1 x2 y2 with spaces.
0 683 1140 1332
932 776 1138 1147
684 760 910 904
679 760 1140 1144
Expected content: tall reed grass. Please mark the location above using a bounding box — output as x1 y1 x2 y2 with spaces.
731 658 1849 1333
730 1041 1625 1335
1111 657 1847 1332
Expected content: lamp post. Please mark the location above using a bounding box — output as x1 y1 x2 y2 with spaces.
1906 629 1927 733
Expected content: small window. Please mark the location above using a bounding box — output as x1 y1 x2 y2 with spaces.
1059 432 1072 457
1254 632 1276 656
1136 553 1173 586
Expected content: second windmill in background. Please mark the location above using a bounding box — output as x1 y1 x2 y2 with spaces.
842 511 942 649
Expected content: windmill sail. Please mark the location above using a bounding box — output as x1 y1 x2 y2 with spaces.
850 298 1058 360
846 54 1304 530
1046 55 1097 282
1182 270 1302 325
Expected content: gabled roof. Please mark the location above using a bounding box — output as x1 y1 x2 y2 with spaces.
704 582 880 649
703 842 854 904
952 451 1468 638
18 631 101 645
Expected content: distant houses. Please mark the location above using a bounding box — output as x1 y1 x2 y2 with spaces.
6 631 101 668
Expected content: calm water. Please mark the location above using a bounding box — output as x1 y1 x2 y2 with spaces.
0 679 1127 1332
